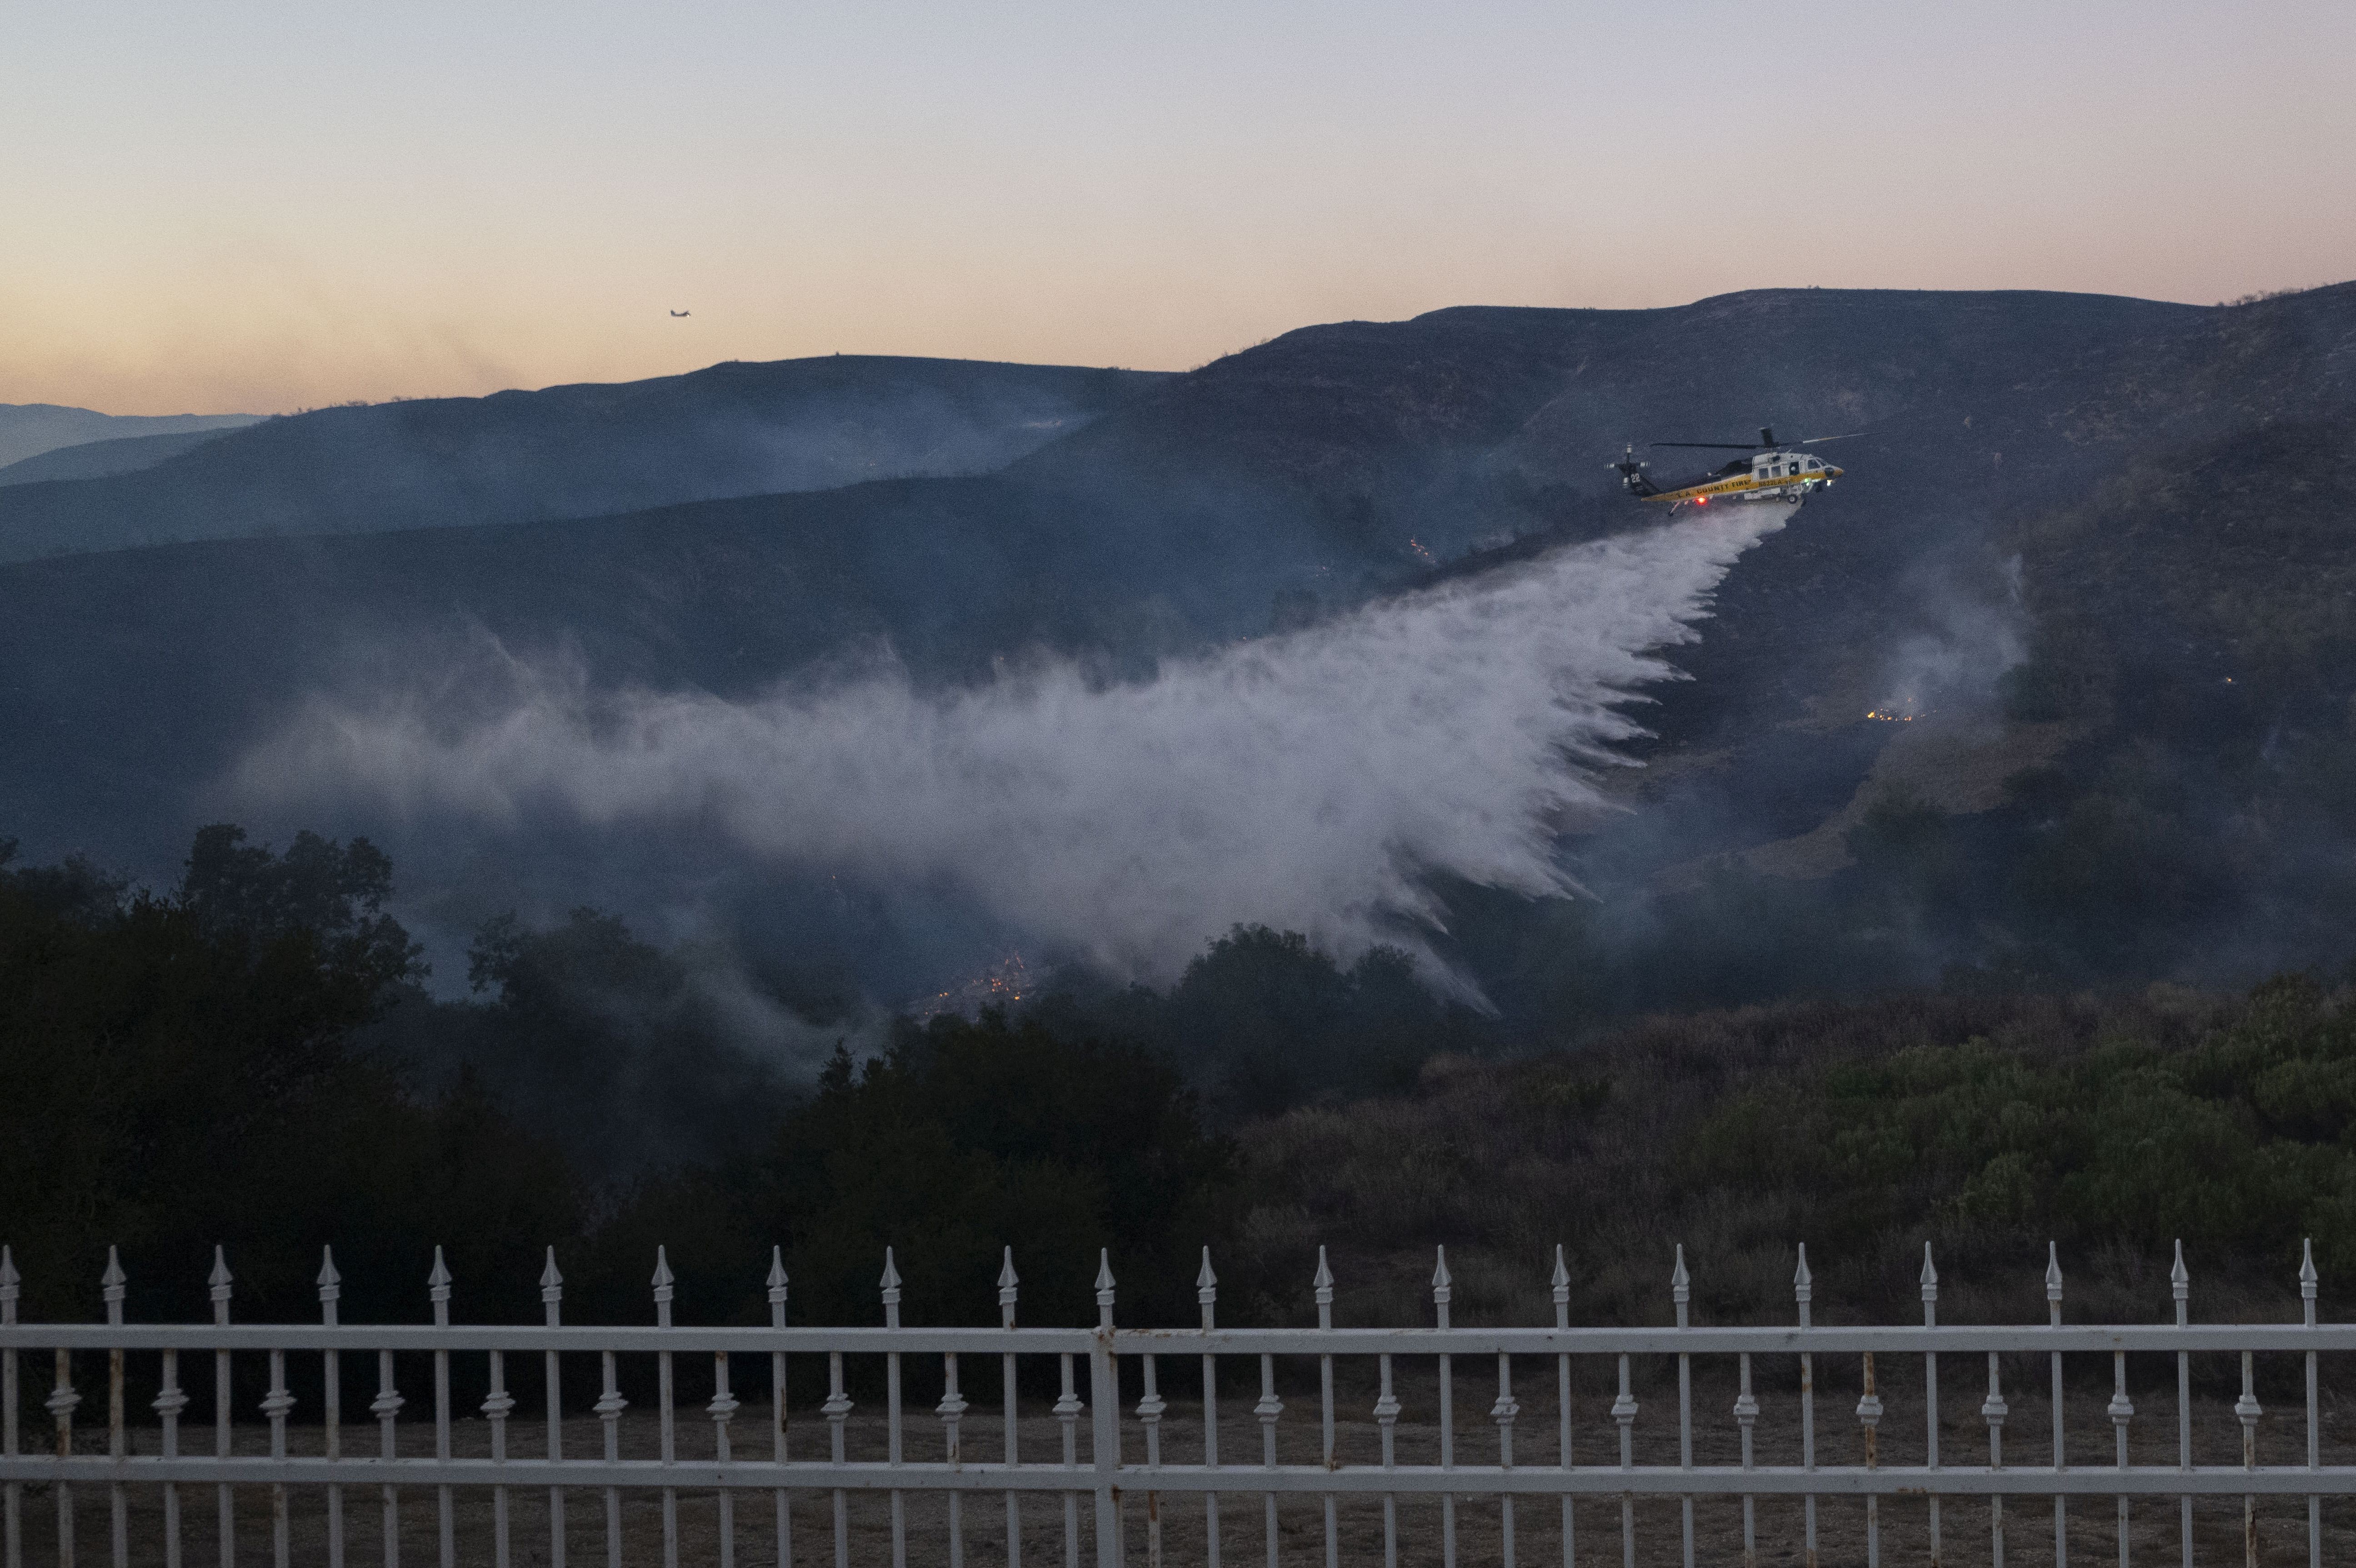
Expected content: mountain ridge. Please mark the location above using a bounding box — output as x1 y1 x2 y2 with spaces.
0 356 1168 562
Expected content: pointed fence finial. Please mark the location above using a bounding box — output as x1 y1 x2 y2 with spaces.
880 1247 902 1298
101 1245 127 1325
2045 1241 2063 1300
0 1245 19 1308
997 1247 1020 1303
1551 1245 1571 1300
1195 1248 1216 1298
651 1245 676 1328
209 1244 234 1327
428 1246 453 1298
2171 1239 2189 1297
1920 1242 1938 1298
2301 1238 2318 1296
1792 1243 1811 1296
1671 1244 1691 1301
1312 1246 1334 1298
1431 1245 1453 1297
765 1244 789 1330
1094 1248 1117 1328
540 1248 564 1302
313 1244 342 1326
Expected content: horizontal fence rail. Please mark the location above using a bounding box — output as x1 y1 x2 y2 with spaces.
0 1238 2345 1568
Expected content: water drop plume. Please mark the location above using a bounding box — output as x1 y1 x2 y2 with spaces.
238 508 1785 984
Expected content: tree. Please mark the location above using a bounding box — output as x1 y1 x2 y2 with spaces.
180 824 425 999
0 828 572 1326
751 1011 1237 1328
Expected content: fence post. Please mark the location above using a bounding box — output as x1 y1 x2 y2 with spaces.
1316 1249 1338 1568
105 1248 129 1568
770 1248 791 1568
543 1250 567 1568
2049 1244 2066 1568
430 1248 455 1568
2173 1242 2191 1568
1 1248 17 1568
1000 1250 1021 1568
1196 1249 1221 1568
883 1249 907 1568
321 1247 345 1568
209 1248 233 1568
1795 1247 1816 1568
1090 1252 1121 1568
1552 1246 1574 1568
1921 1244 1941 1568
2302 1241 2320 1568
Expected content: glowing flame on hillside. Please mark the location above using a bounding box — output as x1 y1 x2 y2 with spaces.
919 951 1032 1019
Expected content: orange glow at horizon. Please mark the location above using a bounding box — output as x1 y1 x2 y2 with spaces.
5 0 2351 415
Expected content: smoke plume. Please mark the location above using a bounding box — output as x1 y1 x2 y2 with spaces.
235 508 1786 985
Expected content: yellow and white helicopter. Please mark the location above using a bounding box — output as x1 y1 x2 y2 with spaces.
1613 426 1853 512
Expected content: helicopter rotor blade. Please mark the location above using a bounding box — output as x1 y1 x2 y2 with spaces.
1651 441 1763 450
1796 432 1863 445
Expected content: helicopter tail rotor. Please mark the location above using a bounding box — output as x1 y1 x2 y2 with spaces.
1612 443 1659 497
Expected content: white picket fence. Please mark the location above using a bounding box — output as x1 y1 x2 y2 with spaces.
0 1237 2348 1568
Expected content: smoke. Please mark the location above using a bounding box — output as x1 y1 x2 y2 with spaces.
234 508 1786 988
1869 551 2030 719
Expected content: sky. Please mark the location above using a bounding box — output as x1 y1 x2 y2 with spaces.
5 0 2351 415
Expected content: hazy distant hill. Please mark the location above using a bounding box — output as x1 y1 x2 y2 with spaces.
0 404 259 469
6 285 2356 1008
0 357 1167 562
0 428 235 487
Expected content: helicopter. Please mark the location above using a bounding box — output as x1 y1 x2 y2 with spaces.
1613 426 1854 512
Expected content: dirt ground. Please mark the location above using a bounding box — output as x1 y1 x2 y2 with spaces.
13 1357 2356 1565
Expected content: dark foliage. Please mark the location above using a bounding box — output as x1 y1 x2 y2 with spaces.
1039 924 1497 1117
0 830 575 1328
1236 978 2355 1354
746 1012 1239 1329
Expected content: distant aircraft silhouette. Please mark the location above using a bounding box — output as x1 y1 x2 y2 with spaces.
670 310 690 318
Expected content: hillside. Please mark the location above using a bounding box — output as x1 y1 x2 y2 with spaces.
0 404 259 469
0 356 1167 561
4 285 2355 1014
0 428 236 487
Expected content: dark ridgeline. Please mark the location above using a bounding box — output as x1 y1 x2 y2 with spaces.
0 355 1167 560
